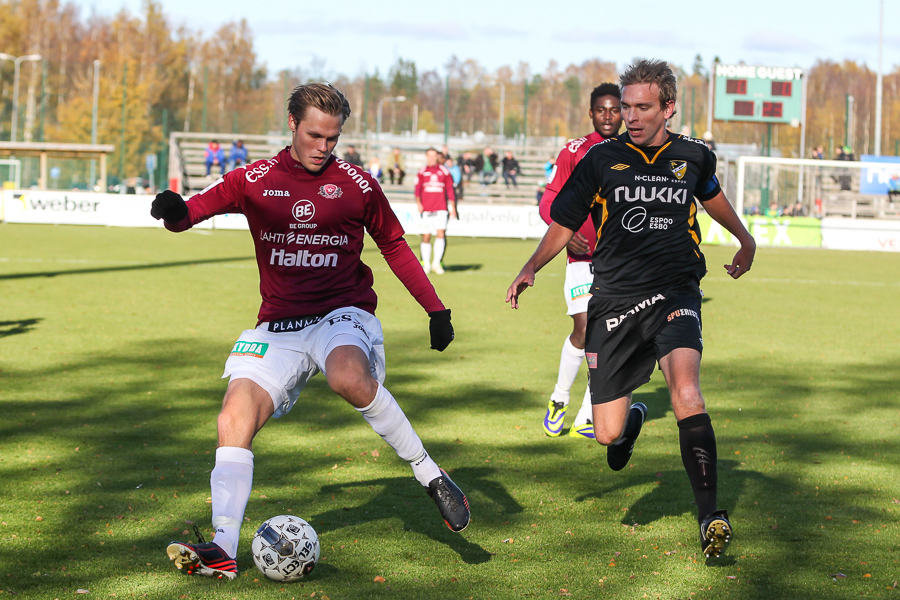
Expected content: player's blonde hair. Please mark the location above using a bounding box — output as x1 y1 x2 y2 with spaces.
620 59 678 116
287 82 351 124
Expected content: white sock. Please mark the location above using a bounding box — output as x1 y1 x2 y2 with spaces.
357 382 441 486
210 446 254 559
433 237 446 265
551 335 585 404
420 242 432 266
572 385 593 426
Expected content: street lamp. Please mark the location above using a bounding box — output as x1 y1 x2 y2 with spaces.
0 53 43 142
90 59 101 189
376 96 406 140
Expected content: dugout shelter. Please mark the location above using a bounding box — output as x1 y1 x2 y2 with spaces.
0 141 115 191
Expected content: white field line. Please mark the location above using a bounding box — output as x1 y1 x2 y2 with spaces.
0 258 893 287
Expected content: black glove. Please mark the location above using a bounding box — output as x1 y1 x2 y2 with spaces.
428 309 454 352
150 190 188 222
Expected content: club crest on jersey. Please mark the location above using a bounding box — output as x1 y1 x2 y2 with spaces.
318 183 343 199
670 161 687 180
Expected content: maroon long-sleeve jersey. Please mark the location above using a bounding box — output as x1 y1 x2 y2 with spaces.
539 131 606 263
414 164 455 212
166 147 444 324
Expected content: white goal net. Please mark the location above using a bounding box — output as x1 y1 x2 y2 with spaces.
731 156 900 220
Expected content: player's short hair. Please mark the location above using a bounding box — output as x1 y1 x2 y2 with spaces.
620 59 678 112
287 82 351 124
426 147 438 154
590 83 621 107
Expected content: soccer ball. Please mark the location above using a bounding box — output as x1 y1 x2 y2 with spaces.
251 515 320 582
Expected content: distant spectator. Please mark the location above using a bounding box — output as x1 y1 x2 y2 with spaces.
446 157 462 200
544 156 556 183
765 202 781 218
475 146 499 186
205 140 226 176
458 151 475 183
344 145 364 167
811 146 825 160
501 150 520 188
229 140 248 172
887 174 900 199
388 147 406 185
702 131 717 152
367 156 383 183
835 146 854 191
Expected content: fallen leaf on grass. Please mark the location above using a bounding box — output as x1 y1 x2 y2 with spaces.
831 573 847 579
76 590 90 594
559 589 571 596
863 574 871 578
502 538 513 543
374 576 386 583
725 575 736 580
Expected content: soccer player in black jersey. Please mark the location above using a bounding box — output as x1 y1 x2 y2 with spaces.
506 59 755 559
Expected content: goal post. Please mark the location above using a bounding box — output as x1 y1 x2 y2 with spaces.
734 156 900 219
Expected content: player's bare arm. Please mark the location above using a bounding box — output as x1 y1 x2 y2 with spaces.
506 222 575 309
703 191 756 279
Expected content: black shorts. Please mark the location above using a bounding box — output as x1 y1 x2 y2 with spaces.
585 282 703 404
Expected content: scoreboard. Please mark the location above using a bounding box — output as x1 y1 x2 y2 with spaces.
713 64 804 124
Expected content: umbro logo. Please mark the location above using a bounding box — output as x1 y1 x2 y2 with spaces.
611 164 629 170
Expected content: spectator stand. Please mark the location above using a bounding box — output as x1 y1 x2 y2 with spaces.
169 132 554 205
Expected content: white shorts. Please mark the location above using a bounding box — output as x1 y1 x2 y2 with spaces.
564 261 593 315
222 307 386 418
419 210 449 234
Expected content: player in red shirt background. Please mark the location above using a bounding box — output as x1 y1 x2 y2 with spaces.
538 83 622 439
151 83 469 580
415 147 457 274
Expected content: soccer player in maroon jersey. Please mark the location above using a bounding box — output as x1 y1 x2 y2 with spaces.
415 147 457 274
508 60 755 559
538 83 622 440
152 83 469 580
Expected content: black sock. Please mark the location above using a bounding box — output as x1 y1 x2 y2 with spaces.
677 412 717 521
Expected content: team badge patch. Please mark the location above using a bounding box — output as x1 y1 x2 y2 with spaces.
230 341 269 358
670 161 687 180
318 184 343 199
585 352 598 369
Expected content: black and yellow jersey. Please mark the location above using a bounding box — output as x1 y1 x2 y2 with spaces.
550 130 721 298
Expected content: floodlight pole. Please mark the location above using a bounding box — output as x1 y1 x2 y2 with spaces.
90 59 100 189
798 70 809 207
498 82 505 138
874 0 884 155
0 53 43 142
706 58 716 137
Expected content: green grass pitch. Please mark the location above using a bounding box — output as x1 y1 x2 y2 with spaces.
1 222 898 599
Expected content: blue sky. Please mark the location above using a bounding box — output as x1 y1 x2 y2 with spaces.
83 0 899 79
